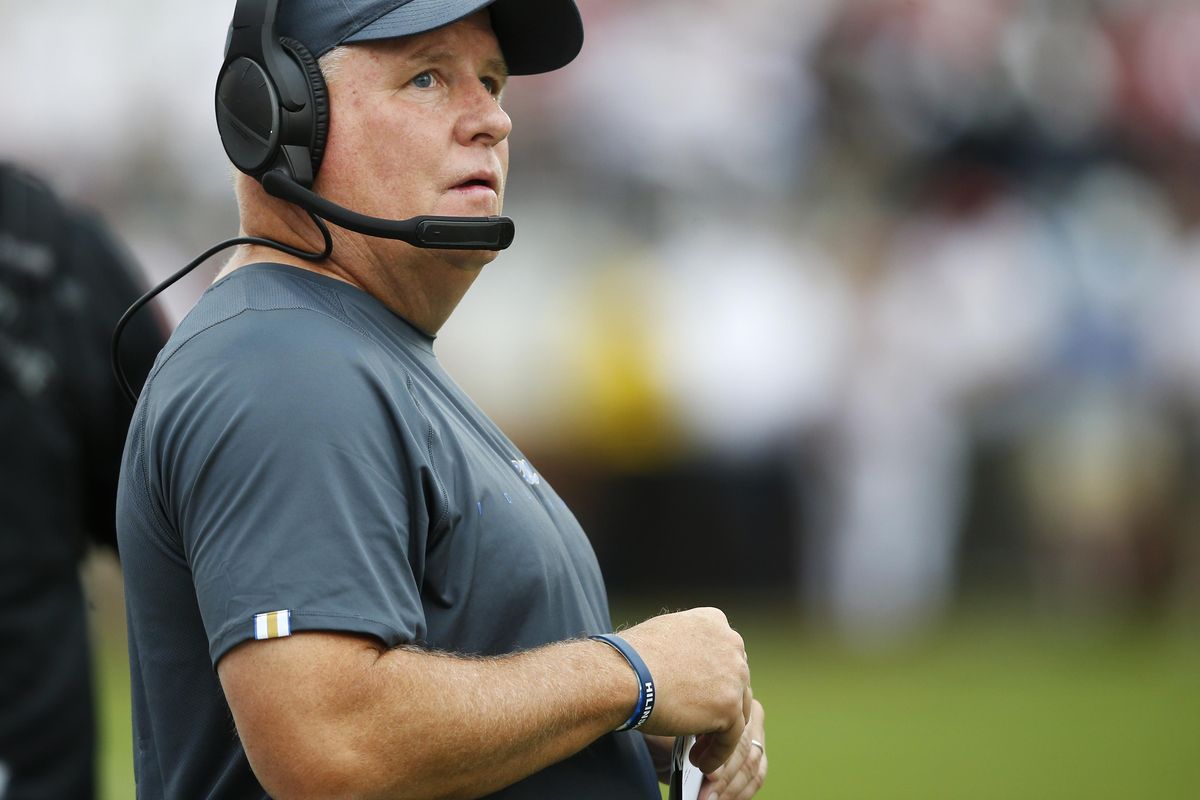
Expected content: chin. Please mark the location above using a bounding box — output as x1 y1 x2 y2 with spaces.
440 246 499 273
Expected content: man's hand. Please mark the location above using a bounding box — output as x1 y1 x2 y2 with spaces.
698 698 767 799
617 608 751 773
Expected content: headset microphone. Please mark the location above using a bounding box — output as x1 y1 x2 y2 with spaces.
260 170 515 250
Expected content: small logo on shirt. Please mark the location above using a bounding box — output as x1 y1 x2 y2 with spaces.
253 610 292 640
510 458 541 486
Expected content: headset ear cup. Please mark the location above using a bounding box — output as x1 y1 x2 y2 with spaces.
279 37 329 177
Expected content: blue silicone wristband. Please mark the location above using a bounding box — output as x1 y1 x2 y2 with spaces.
590 633 656 731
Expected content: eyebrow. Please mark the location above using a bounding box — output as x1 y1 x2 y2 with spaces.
407 46 509 80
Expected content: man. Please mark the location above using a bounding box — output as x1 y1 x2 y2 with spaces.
117 1 767 798
0 162 163 799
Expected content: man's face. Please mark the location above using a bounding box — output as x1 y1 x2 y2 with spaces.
315 11 511 261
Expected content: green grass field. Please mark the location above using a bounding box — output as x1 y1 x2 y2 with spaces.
89 561 1199 798
721 612 1200 799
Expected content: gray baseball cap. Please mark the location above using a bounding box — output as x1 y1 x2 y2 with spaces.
277 0 584 75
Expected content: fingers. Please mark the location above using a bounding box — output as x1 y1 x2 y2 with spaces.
688 733 730 775
748 698 764 743
722 739 767 800
730 738 767 798
697 718 768 800
697 730 746 800
689 707 745 775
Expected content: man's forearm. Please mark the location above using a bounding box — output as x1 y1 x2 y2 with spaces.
222 633 640 799
358 638 639 798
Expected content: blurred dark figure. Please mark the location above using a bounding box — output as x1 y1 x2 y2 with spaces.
0 163 164 799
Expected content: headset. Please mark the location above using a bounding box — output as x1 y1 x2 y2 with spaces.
111 0 516 405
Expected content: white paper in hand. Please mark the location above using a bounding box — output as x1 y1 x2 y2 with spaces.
668 735 703 800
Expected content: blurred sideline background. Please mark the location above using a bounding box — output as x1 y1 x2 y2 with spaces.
9 0 1200 796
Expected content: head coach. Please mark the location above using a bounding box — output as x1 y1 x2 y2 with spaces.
115 1 767 797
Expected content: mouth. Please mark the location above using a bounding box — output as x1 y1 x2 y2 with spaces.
449 173 498 193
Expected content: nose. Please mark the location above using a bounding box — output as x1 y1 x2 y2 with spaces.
455 80 512 147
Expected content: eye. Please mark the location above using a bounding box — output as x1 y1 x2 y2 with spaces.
411 71 435 89
480 76 503 99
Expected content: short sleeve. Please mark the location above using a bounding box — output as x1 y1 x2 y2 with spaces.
145 307 434 665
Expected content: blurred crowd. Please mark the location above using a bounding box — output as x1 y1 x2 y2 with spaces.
7 0 1200 646
496 0 1200 643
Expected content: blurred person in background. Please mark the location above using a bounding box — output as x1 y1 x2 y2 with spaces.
0 162 164 799
815 148 1059 643
789 0 1200 642
115 1 767 798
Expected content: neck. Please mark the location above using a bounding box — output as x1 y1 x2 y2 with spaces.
219 203 490 335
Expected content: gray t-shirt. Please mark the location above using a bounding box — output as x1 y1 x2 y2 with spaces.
116 263 658 799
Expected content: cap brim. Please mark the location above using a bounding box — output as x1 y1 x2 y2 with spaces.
343 0 583 75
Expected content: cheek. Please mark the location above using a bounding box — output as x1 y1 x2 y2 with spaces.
497 142 510 196
318 106 424 203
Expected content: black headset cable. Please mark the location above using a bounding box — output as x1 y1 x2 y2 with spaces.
110 211 333 406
